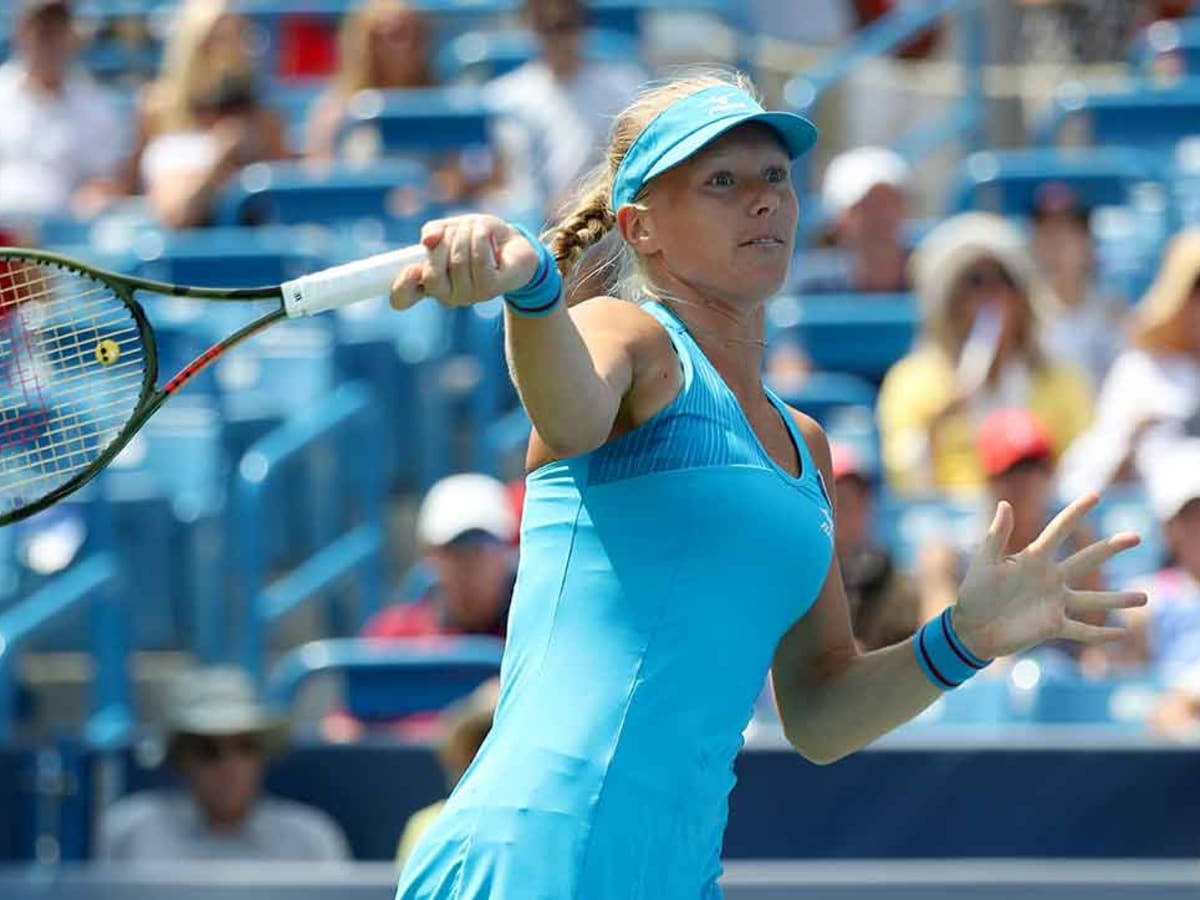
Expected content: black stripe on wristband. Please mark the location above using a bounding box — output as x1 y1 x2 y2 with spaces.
940 610 986 670
506 289 562 316
509 254 551 300
918 626 960 689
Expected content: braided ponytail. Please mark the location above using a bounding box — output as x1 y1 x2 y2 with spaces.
543 66 762 305
546 179 614 281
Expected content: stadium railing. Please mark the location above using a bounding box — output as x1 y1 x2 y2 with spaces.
235 382 385 683
0 554 129 746
782 0 985 237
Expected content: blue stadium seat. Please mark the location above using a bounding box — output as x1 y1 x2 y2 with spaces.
337 86 492 154
948 147 1166 215
437 27 639 82
1129 18 1200 81
769 371 878 427
767 293 917 383
875 492 983 571
1092 486 1164 585
1037 80 1200 155
265 636 504 721
910 676 1016 727
1026 676 1159 728
131 226 331 290
217 160 431 229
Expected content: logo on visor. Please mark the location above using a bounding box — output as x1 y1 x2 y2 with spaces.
704 92 755 116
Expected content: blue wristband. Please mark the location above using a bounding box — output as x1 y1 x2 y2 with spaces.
913 608 992 691
503 224 562 317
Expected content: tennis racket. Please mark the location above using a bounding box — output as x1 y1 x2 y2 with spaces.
0 243 425 527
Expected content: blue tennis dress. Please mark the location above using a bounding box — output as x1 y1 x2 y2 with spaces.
395 301 835 899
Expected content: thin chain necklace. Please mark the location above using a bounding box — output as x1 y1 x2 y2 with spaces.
643 287 768 349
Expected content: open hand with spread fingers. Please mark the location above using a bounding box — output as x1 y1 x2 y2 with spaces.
948 493 1149 662
388 214 543 311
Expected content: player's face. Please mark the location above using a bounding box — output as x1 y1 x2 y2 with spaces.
641 124 798 305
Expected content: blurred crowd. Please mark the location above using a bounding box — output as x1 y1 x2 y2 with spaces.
5 0 1200 865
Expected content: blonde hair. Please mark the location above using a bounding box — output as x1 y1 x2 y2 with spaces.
1132 227 1200 355
334 0 434 97
151 0 254 133
544 67 760 304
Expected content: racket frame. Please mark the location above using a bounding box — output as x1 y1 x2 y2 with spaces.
0 247 287 526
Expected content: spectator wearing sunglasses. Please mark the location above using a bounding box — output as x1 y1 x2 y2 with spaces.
878 212 1092 496
95 667 349 862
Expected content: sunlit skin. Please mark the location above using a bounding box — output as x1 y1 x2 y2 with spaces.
833 475 872 555
17 5 75 93
427 540 512 632
1183 288 1200 360
528 0 585 80
618 124 798 394
1032 211 1094 310
838 183 908 293
1165 499 1200 581
177 734 264 829
367 7 432 87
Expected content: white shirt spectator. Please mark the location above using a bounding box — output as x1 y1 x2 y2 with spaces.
485 58 644 214
1058 348 1200 497
0 60 126 218
1041 291 1126 391
96 789 350 862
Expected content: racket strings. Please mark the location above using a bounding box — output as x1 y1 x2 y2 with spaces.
0 261 147 515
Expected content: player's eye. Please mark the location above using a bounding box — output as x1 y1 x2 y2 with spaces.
706 171 734 188
764 166 789 184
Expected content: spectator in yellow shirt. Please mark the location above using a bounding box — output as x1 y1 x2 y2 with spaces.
877 212 1092 496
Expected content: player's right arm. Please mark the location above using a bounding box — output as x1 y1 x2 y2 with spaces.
390 214 679 462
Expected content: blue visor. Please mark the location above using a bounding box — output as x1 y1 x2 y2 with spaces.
610 85 818 211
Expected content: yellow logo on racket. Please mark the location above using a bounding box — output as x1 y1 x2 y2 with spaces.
95 339 121 365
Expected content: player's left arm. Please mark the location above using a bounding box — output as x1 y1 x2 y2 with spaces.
770 409 1146 765
768 411 941 765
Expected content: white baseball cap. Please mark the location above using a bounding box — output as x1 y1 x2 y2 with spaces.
822 146 911 218
417 473 516 547
1146 441 1200 522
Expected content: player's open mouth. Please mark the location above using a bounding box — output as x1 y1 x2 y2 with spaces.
739 237 785 247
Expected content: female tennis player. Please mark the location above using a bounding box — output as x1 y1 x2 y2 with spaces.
387 70 1147 899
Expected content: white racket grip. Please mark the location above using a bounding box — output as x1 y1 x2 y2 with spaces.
281 244 426 317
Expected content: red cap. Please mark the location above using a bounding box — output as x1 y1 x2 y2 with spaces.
830 442 866 481
976 408 1053 477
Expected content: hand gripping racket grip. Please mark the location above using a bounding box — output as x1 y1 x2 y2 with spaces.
281 244 426 317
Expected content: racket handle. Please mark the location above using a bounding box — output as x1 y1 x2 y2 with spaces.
281 244 426 317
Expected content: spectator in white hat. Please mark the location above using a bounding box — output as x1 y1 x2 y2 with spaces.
361 473 518 641
797 145 913 294
95 666 349 862
1104 442 1200 681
